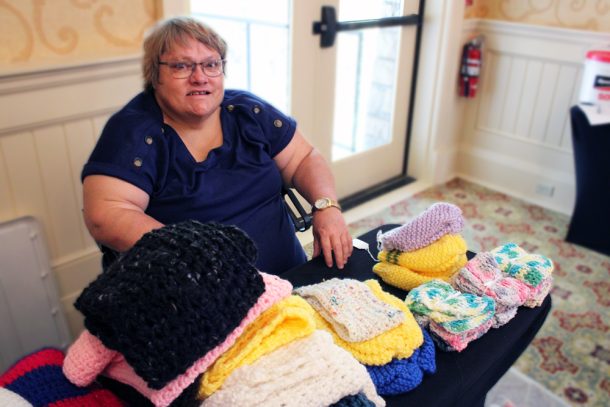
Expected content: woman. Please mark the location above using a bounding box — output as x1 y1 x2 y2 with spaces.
81 16 352 275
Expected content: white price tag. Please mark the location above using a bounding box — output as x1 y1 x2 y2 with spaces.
352 238 378 262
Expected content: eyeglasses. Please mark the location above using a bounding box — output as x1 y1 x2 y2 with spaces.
158 59 225 79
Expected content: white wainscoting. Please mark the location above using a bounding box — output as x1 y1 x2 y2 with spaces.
0 57 142 335
457 20 610 215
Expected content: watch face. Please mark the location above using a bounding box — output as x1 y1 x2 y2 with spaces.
314 198 329 210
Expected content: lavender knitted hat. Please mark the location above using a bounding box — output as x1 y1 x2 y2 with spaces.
380 202 464 252
74 220 265 390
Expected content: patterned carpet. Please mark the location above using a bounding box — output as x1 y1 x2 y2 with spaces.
344 178 610 407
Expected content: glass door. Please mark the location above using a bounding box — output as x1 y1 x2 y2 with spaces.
191 0 421 203
190 0 292 113
293 0 420 203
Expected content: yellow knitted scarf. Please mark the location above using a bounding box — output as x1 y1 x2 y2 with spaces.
198 295 316 398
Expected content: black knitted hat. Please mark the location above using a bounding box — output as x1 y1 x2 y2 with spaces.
74 220 265 390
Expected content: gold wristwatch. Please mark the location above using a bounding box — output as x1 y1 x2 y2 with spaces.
312 197 342 212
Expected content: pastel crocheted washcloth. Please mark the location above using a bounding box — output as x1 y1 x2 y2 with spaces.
378 234 467 273
429 317 494 352
365 328 436 395
373 253 467 291
74 220 265 390
379 202 464 252
0 348 123 407
525 276 553 308
201 330 385 407
455 251 552 308
405 280 495 333
455 252 530 305
331 393 376 407
453 275 519 328
198 295 317 398
453 253 529 328
64 272 292 407
308 279 423 366
293 278 405 342
491 243 554 287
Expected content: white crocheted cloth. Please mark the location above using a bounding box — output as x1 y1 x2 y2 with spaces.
293 278 405 342
201 330 385 407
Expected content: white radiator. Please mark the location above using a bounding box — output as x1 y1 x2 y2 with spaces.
0 216 71 372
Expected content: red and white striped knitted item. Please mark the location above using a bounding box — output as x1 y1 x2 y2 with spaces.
380 202 464 252
0 348 123 407
202 330 385 407
63 272 292 407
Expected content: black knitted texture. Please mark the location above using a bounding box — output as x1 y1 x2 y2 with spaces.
167 373 202 407
330 393 376 407
74 220 265 390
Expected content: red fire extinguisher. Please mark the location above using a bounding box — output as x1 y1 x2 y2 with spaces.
459 37 483 98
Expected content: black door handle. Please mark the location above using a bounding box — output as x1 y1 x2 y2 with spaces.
312 5 420 48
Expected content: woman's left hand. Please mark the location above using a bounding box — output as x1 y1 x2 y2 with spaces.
311 208 353 269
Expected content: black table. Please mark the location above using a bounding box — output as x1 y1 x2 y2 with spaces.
566 105 610 256
281 225 552 407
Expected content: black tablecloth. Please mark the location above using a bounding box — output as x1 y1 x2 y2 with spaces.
566 106 610 256
280 225 552 407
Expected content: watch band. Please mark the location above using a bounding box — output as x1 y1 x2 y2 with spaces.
312 197 342 212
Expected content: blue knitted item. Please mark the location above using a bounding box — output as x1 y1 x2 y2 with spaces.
366 329 436 395
417 329 437 375
330 392 376 407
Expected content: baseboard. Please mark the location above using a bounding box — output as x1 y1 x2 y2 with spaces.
456 171 573 216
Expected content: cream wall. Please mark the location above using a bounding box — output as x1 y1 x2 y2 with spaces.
0 0 158 74
453 1 610 216
0 1 162 337
465 0 610 32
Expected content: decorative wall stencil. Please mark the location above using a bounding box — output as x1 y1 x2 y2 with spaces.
465 0 610 32
0 0 158 72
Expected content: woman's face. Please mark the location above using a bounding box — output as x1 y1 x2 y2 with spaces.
155 36 224 125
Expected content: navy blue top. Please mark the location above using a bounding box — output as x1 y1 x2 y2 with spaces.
82 89 307 275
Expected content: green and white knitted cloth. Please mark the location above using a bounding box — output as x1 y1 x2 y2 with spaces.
294 278 405 342
490 243 553 287
404 280 495 334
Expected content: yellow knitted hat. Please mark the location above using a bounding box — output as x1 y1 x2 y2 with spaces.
309 279 423 366
198 295 316 398
378 234 467 273
373 253 467 291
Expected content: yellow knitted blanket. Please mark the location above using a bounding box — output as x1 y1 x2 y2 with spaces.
198 295 316 398
309 279 423 365
373 254 467 291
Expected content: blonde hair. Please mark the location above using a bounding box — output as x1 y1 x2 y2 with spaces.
142 16 228 90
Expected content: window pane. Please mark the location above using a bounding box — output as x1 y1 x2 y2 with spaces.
190 0 291 113
332 0 404 161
